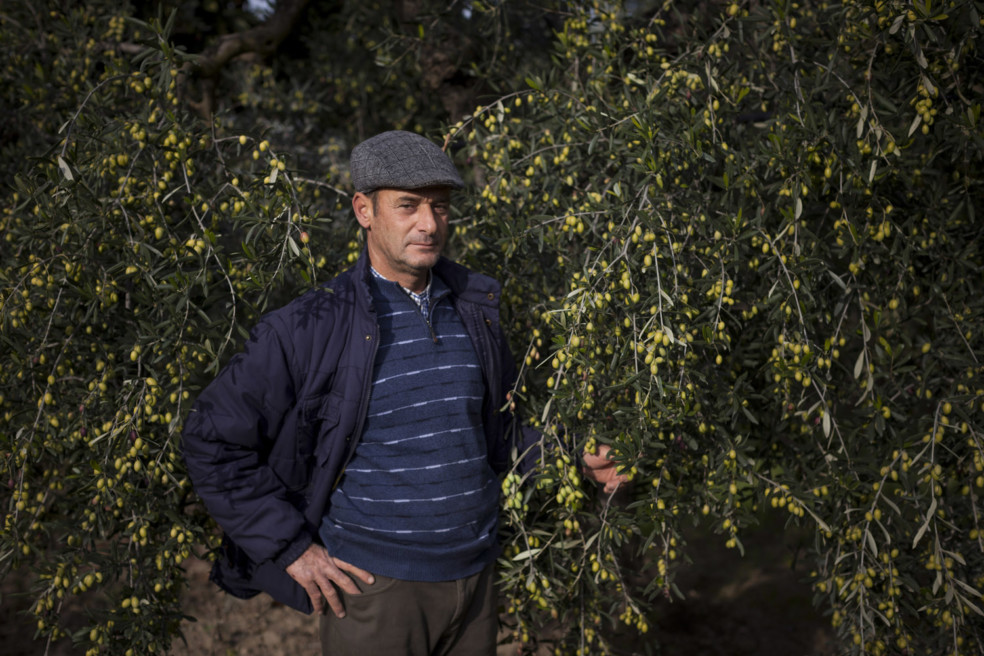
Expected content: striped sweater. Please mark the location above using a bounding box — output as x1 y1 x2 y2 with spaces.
318 271 499 581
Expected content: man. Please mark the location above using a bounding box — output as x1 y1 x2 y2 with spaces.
182 131 624 655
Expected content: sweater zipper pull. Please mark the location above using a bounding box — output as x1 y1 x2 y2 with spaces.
426 317 438 343
420 296 438 343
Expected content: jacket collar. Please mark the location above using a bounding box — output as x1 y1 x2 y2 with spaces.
434 257 501 309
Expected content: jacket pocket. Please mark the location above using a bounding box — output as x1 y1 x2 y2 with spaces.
270 394 341 492
304 392 344 466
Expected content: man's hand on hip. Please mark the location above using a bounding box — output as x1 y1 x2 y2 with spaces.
285 543 374 617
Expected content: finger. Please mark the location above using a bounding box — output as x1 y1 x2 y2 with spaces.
598 468 619 483
308 567 349 617
582 445 616 469
310 560 361 598
581 453 610 470
302 581 326 615
334 558 375 586
320 582 347 618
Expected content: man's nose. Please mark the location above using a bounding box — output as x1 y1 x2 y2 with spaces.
416 203 438 232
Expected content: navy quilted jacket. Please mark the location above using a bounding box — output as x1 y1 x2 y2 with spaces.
181 250 538 613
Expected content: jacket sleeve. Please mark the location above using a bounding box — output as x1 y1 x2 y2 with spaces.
493 313 543 476
181 314 313 569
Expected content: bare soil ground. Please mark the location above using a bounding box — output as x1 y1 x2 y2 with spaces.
4 514 836 655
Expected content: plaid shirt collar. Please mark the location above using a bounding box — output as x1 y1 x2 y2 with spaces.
369 266 432 313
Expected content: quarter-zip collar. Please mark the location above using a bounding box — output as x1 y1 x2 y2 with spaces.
368 264 452 344
369 265 433 313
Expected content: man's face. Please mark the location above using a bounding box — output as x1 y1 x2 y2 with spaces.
353 186 451 291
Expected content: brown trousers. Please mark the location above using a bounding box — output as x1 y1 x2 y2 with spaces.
319 561 497 656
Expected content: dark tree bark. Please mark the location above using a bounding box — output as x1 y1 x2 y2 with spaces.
183 0 312 117
394 0 484 122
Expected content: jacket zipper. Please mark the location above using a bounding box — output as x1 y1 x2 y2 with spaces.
332 323 378 491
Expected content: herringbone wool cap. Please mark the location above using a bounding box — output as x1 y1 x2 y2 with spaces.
350 131 464 193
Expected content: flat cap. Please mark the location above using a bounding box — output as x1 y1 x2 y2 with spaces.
350 130 464 193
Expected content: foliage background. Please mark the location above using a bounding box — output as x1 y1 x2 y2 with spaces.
2 1 982 655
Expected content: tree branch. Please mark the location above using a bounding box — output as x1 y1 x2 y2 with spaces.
182 0 311 117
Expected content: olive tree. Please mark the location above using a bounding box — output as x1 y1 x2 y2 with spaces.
2 1 982 655
461 1 984 654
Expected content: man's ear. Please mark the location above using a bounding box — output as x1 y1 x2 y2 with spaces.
352 192 372 230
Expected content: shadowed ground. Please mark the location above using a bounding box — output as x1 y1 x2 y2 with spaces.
3 512 835 655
